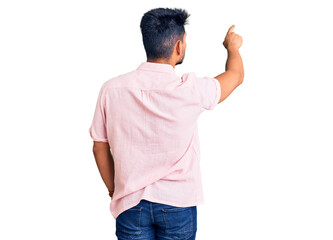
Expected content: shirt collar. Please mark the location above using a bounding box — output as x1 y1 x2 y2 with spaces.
137 62 175 74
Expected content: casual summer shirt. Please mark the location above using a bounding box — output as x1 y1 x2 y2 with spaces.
89 62 221 219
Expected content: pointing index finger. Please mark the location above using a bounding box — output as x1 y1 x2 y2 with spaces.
228 25 235 34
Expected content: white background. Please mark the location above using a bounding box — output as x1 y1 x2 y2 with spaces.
1 0 332 239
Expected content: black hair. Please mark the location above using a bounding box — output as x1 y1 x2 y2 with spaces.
140 8 190 60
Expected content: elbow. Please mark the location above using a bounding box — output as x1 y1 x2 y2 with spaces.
238 71 244 85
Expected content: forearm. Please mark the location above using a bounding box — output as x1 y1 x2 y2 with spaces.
93 146 115 195
225 49 244 78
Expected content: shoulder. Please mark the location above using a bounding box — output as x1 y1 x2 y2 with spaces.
102 69 137 90
181 72 218 88
179 72 199 88
181 72 197 82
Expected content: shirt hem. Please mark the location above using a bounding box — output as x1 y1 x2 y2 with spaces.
111 196 205 219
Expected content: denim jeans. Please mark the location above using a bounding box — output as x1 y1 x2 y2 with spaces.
115 199 197 240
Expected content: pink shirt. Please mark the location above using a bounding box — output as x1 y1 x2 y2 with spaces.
89 62 221 219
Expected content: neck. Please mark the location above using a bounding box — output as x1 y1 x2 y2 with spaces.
147 58 175 69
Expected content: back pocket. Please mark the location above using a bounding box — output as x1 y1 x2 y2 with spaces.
116 206 142 239
162 206 193 239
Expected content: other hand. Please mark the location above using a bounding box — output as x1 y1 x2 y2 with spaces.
223 25 243 51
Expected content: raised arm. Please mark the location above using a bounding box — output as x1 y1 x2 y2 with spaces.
215 25 244 103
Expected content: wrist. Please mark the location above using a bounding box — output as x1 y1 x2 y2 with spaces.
109 190 114 198
227 48 239 54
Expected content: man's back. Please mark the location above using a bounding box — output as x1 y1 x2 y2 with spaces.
89 61 221 218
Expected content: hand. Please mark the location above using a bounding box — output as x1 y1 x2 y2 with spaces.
223 25 243 52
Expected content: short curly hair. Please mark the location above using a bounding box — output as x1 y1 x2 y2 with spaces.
140 8 190 60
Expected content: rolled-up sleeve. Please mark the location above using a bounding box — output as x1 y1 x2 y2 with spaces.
89 83 108 142
195 75 221 110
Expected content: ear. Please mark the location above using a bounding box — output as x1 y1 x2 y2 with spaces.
175 40 182 56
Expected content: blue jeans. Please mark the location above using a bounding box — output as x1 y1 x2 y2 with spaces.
115 199 197 240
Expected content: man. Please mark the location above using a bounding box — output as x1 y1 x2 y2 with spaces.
89 7 243 240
